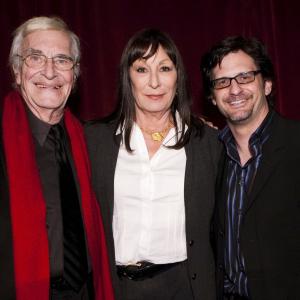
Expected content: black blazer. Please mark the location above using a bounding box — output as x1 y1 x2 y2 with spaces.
0 135 16 299
85 120 222 300
214 113 300 300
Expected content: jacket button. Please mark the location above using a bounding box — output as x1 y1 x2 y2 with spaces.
218 230 224 237
218 264 224 271
192 273 197 280
189 240 194 246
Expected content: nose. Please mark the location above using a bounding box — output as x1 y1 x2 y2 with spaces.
228 78 243 95
148 71 160 89
42 58 56 79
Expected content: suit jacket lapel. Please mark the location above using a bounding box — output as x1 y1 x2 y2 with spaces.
184 136 193 206
103 130 121 220
244 114 285 212
216 150 228 231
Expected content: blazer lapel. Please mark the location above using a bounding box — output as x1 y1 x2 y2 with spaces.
216 150 228 230
244 115 286 212
184 137 193 206
103 131 121 220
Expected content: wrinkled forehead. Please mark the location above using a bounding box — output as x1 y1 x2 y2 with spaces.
21 29 72 56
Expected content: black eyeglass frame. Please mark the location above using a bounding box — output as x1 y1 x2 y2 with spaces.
211 70 262 90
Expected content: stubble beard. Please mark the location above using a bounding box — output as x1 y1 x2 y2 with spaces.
224 93 254 125
227 108 253 125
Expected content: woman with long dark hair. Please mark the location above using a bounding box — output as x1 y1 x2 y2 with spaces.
85 28 221 300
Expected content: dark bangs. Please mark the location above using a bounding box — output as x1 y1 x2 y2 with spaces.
127 29 177 67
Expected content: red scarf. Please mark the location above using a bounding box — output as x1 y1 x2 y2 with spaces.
2 91 115 300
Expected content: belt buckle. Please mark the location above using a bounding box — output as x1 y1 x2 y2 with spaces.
124 262 143 280
118 262 143 280
120 261 155 280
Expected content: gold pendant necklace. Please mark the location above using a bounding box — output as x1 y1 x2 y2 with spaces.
151 132 165 142
140 122 173 142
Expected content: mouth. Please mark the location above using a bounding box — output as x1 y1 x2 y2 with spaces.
226 94 251 108
35 83 62 90
228 99 246 107
146 94 164 100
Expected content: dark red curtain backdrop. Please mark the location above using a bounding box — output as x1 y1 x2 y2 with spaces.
1 0 300 125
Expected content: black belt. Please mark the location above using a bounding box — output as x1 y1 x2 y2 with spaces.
117 260 182 281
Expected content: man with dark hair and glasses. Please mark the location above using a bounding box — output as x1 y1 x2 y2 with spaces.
201 36 300 300
1 16 114 300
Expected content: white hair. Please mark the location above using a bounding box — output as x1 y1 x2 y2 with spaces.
9 16 81 78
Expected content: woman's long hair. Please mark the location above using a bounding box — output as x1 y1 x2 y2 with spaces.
112 28 203 152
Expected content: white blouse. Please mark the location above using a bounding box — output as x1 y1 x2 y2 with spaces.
113 123 187 265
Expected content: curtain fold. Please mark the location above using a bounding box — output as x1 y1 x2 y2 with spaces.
1 0 299 124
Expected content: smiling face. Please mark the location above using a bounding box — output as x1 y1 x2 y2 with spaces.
129 45 177 119
14 29 74 123
211 50 272 128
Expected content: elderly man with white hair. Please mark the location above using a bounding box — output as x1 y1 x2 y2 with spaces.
0 16 114 300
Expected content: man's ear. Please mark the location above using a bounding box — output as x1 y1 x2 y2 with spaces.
13 66 21 85
264 80 272 96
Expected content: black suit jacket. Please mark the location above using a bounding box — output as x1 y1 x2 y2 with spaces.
214 113 300 300
85 120 222 300
0 106 15 299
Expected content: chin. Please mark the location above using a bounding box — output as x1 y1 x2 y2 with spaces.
228 112 253 124
35 98 66 109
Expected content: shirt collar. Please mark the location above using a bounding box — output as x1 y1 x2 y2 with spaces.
249 109 274 147
27 108 64 146
219 109 275 163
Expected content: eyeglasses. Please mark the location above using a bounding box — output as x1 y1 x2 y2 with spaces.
211 70 261 89
17 53 76 71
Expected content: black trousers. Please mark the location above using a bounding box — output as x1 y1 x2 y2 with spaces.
117 260 194 300
50 273 94 300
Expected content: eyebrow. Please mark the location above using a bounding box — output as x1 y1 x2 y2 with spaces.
134 57 172 65
22 48 73 60
158 58 173 65
23 48 43 55
214 71 254 80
